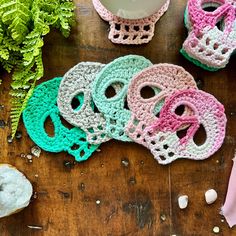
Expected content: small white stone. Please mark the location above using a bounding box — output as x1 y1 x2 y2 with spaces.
31 146 41 158
205 189 218 204
178 195 188 209
26 154 32 160
96 200 101 205
213 226 220 234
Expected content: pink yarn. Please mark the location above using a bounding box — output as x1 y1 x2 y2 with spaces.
125 64 197 147
92 0 170 44
144 89 227 165
188 0 235 34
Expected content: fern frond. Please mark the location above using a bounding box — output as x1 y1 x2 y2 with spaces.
0 0 75 137
56 1 75 37
0 0 32 43
10 52 43 137
0 45 9 60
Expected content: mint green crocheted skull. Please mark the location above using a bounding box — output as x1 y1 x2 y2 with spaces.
23 77 99 162
92 55 152 142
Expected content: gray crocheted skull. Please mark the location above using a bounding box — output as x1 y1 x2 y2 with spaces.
57 62 110 144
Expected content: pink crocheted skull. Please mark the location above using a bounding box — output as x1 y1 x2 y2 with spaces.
126 64 197 147
182 0 236 70
92 0 170 44
144 89 227 165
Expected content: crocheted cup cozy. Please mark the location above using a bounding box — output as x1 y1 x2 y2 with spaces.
92 0 170 44
23 77 99 162
92 55 152 142
144 89 227 165
57 62 112 145
126 64 197 147
181 0 236 71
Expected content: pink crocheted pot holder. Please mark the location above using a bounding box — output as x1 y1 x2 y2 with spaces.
92 0 170 44
126 64 197 147
182 0 236 70
144 89 227 165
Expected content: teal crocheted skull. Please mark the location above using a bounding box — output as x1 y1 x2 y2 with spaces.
23 77 99 162
92 55 152 141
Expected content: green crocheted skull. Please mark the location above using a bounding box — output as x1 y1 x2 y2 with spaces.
23 77 99 162
92 55 152 141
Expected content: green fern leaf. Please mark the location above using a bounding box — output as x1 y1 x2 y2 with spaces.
0 0 75 137
10 52 43 137
0 0 32 43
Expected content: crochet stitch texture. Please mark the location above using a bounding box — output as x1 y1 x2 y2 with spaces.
126 64 197 147
23 77 99 162
181 0 236 71
57 62 110 145
92 55 152 142
92 0 170 44
144 89 227 165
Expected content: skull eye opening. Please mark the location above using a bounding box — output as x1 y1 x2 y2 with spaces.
175 105 185 116
174 105 194 116
201 1 222 12
140 86 156 99
44 116 55 137
105 82 124 99
71 92 84 111
193 124 207 146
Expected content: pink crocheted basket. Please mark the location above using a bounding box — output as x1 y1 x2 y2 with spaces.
92 0 170 44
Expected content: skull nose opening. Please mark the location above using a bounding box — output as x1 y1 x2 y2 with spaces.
90 100 100 113
193 124 207 146
216 17 225 31
177 126 190 139
44 116 55 137
124 96 129 110
71 92 84 111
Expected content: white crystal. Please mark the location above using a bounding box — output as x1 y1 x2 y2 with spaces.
178 195 188 209
0 164 33 218
213 226 220 234
205 189 218 204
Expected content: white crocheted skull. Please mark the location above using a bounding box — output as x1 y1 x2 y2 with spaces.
182 0 236 70
57 62 110 144
144 89 227 165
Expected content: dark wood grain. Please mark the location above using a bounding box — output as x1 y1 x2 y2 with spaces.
1 0 236 235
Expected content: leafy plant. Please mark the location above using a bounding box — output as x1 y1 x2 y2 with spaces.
0 0 75 137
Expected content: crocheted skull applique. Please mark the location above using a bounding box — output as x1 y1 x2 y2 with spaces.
181 0 236 71
57 62 112 145
23 77 99 162
126 64 197 147
92 0 170 44
92 55 152 142
144 89 227 165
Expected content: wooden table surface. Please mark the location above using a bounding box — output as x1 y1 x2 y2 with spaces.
1 0 236 235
